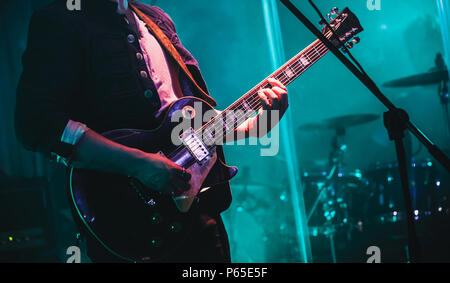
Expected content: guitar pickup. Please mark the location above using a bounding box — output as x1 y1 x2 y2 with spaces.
180 128 210 163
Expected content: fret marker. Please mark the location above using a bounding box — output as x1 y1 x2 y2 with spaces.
313 46 320 57
285 67 295 79
300 56 310 66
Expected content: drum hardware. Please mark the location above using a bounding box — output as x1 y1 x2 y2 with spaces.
306 165 338 223
300 114 380 262
365 158 449 223
383 53 450 140
284 0 450 263
300 114 378 229
298 110 450 262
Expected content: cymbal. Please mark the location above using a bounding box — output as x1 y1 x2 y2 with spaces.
299 114 379 131
383 69 449 88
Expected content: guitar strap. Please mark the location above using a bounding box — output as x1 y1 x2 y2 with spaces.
130 4 217 106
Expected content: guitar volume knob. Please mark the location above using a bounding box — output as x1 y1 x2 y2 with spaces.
169 222 183 233
150 212 163 224
150 237 163 248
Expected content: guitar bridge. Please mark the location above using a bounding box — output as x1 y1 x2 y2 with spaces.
181 128 210 163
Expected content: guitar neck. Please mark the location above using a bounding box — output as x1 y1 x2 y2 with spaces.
199 37 330 143
267 39 329 88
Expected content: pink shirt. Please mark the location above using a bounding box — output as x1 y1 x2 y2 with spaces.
133 11 184 115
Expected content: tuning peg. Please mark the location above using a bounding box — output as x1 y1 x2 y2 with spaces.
345 42 354 49
331 7 339 15
352 36 361 44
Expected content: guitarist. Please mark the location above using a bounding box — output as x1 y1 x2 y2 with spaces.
15 0 288 262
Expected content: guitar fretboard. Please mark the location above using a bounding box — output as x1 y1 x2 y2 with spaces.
199 34 331 145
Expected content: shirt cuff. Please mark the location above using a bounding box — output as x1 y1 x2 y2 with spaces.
52 120 89 166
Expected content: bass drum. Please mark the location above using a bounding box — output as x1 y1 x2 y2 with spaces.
365 159 450 224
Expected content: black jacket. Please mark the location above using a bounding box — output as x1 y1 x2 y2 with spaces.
15 0 232 261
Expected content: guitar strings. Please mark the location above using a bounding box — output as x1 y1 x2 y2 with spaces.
200 40 330 145
169 44 329 159
167 34 332 159
169 40 330 157
208 37 330 127
226 29 333 110
198 31 333 139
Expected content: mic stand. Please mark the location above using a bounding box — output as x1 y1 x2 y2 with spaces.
280 0 450 263
383 109 421 262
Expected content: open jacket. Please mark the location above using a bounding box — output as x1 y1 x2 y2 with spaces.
15 0 232 223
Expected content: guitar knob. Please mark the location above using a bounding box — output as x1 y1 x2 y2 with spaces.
169 222 183 233
331 7 339 15
150 212 163 224
150 237 163 248
345 42 354 49
352 36 361 44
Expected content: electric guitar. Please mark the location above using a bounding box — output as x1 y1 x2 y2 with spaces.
68 7 363 262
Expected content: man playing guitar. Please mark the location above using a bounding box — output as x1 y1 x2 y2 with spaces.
15 0 288 262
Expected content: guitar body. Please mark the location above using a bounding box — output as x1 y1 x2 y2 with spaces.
68 97 237 262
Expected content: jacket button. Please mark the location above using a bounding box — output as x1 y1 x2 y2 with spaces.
127 34 135 43
136 52 143 61
140 71 148 78
144 89 154 99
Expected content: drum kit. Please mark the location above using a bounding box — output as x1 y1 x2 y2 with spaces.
224 55 450 262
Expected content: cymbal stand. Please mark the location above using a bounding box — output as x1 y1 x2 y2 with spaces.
307 132 348 263
306 165 337 222
439 78 450 140
307 130 346 222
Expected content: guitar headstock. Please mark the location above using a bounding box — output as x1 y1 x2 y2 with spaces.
321 7 364 51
